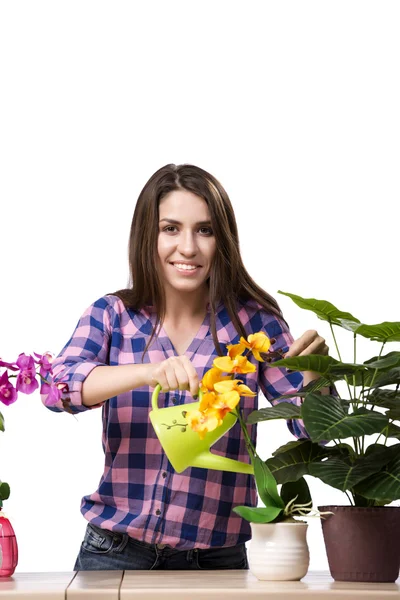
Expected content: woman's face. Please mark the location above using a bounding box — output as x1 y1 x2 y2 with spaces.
157 189 216 297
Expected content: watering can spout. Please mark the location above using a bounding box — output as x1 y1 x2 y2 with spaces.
190 451 254 475
149 384 254 475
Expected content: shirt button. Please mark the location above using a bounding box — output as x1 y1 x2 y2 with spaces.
156 509 161 516
162 472 167 478
171 397 178 405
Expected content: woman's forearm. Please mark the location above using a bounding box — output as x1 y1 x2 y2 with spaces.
82 363 154 406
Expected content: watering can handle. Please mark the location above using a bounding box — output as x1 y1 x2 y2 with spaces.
151 384 203 411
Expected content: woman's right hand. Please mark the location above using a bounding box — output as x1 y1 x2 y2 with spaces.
146 356 200 398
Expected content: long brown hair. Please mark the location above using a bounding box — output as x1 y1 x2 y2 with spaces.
110 163 287 361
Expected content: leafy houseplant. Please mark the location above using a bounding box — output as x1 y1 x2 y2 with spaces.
246 291 400 582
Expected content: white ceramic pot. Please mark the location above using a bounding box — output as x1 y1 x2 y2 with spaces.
248 521 310 581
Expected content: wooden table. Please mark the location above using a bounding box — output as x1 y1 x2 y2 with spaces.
0 571 399 599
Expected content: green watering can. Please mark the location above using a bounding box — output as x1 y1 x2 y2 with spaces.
149 384 254 475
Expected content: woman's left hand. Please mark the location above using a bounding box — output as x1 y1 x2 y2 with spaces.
284 330 330 389
284 330 329 359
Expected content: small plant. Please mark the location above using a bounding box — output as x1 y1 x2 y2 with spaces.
185 332 327 522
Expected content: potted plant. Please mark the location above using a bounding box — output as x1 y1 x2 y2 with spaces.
174 332 330 581
247 291 400 583
0 352 61 576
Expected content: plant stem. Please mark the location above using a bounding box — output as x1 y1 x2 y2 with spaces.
345 491 354 506
329 322 352 399
367 342 386 409
353 333 357 405
235 407 256 461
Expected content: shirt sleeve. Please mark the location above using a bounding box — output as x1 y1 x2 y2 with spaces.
257 313 309 439
41 296 112 414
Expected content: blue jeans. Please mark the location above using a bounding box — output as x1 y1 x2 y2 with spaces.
73 523 249 571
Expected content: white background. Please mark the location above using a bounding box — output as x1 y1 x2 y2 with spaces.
0 0 399 573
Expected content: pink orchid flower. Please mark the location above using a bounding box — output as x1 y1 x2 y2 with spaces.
15 353 39 395
40 381 63 406
0 359 18 372
33 352 53 377
0 371 18 406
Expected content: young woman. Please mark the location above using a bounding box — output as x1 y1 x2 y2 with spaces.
43 163 328 571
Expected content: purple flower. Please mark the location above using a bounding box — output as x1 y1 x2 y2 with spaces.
15 353 38 395
33 352 53 377
40 381 62 406
0 371 18 406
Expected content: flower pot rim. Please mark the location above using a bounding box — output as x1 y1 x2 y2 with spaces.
318 505 400 511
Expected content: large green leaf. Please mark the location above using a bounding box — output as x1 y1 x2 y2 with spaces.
370 367 400 389
266 440 332 484
267 354 350 376
386 407 400 420
364 352 400 370
354 323 400 343
301 393 389 442
247 402 301 424
364 389 400 409
232 505 283 523
308 445 393 492
268 355 370 383
280 477 312 509
353 446 400 501
272 440 306 456
266 377 333 402
386 423 400 439
253 454 284 508
277 291 361 329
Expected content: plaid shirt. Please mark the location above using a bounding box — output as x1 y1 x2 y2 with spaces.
43 294 306 550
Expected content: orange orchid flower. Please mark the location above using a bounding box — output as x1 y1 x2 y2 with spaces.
213 379 257 397
213 353 256 374
185 408 224 440
186 331 272 439
239 332 271 362
200 367 231 393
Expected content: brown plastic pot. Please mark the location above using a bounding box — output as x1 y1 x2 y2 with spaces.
318 505 400 582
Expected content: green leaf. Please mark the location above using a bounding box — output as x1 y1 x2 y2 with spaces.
364 389 400 409
272 440 307 456
233 505 283 523
0 482 10 500
0 410 4 432
301 394 389 442
353 445 400 501
364 352 400 370
386 423 400 439
370 367 400 389
264 377 333 402
277 291 361 328
267 355 371 384
247 402 301 424
308 445 393 492
253 454 284 508
386 407 400 420
266 440 332 484
280 477 312 509
266 355 340 377
354 323 400 343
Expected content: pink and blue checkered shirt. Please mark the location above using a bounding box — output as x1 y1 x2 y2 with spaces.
43 294 306 550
